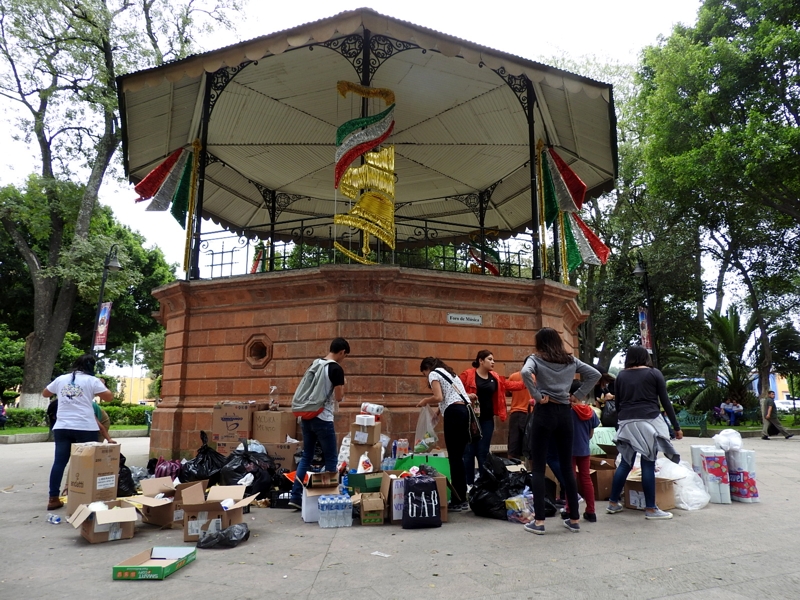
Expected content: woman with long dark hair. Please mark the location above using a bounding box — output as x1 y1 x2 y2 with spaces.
459 349 525 484
418 357 471 511
606 345 682 520
520 328 601 534
43 354 115 510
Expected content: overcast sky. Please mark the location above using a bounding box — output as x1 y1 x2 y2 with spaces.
0 0 703 276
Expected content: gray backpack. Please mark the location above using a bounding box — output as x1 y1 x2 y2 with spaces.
291 359 335 420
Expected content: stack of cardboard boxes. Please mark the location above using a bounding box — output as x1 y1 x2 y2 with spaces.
211 402 299 464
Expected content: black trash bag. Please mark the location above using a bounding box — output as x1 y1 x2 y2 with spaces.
468 486 508 520
179 431 227 485
146 457 158 476
219 441 276 499
197 523 250 549
479 453 510 484
402 476 442 529
601 400 618 428
117 454 138 497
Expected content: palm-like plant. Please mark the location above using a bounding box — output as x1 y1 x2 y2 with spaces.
665 307 757 412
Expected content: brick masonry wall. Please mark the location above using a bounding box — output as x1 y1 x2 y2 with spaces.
151 265 587 458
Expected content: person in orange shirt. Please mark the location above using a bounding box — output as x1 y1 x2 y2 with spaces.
507 371 534 460
459 350 526 484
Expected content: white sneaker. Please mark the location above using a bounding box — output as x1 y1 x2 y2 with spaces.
645 508 673 520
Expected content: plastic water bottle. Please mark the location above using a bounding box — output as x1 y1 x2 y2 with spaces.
318 496 327 528
337 495 346 528
46 513 61 524
345 495 353 527
392 440 398 459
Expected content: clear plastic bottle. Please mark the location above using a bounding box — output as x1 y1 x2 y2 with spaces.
318 496 327 528
345 495 353 527
46 513 62 525
338 496 346 528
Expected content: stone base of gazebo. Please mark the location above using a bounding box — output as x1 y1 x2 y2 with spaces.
150 265 587 458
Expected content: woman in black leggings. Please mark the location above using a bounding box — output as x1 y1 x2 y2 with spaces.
520 328 600 534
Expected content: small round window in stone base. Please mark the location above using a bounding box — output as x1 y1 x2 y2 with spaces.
245 334 273 369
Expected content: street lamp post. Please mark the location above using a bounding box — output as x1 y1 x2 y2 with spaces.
91 244 122 356
633 257 659 369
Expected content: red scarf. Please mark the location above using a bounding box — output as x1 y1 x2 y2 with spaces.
571 403 595 421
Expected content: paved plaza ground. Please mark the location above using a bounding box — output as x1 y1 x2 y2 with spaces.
0 435 797 599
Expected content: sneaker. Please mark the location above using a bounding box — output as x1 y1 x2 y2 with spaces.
554 498 566 507
447 502 463 513
562 519 580 533
524 521 545 535
786 434 795 440
287 499 302 511
460 502 470 511
583 512 597 523
761 435 770 440
645 508 673 520
606 502 623 514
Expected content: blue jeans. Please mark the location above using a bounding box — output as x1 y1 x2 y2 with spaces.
463 418 494 485
609 455 657 509
290 417 338 503
49 429 99 497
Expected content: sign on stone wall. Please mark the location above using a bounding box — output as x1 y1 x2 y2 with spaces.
446 313 483 326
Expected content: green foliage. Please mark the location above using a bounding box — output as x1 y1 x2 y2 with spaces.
100 404 154 426
4 407 47 428
147 375 162 399
0 324 25 391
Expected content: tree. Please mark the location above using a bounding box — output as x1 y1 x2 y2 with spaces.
0 0 240 407
0 323 24 391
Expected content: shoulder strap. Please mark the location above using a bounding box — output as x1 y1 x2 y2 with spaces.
433 369 470 403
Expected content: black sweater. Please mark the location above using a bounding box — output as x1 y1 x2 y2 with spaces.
614 367 681 431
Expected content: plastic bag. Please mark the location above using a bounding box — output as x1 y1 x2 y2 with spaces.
656 458 710 511
601 400 618 428
219 441 276 499
414 407 439 453
506 490 535 524
713 429 743 451
197 523 250 549
237 439 265 454
179 431 227 485
356 452 373 473
154 456 182 480
117 454 138 497
402 476 442 529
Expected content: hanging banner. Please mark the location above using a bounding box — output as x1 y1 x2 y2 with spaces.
637 306 653 352
94 302 112 351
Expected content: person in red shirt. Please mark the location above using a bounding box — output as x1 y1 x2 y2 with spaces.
459 350 525 485
507 372 534 460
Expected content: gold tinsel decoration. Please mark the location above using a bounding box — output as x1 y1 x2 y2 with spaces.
337 81 395 105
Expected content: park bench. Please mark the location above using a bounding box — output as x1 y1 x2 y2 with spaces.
743 408 761 426
677 410 708 437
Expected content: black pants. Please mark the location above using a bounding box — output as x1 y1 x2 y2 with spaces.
529 403 579 521
443 403 469 504
507 411 528 458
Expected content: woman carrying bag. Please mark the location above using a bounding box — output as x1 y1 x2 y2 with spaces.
520 328 601 535
417 357 472 512
459 349 525 484
606 345 682 520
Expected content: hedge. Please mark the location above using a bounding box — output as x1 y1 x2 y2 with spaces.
3 405 154 428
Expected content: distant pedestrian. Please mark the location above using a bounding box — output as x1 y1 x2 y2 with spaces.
288 337 350 510
520 328 600 535
606 346 681 520
43 354 115 511
761 391 793 440
568 389 600 522
459 350 525 484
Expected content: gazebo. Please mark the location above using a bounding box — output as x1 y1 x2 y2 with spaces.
118 8 617 457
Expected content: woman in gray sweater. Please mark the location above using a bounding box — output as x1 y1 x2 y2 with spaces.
521 328 601 534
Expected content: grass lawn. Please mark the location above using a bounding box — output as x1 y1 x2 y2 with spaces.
0 424 148 436
707 414 798 431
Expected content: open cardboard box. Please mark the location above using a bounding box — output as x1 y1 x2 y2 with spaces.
359 492 385 525
588 456 616 501
66 442 121 517
301 483 340 523
598 444 619 459
68 499 138 544
113 547 197 580
181 483 258 542
133 477 208 529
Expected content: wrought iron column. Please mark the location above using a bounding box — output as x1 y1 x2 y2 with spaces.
478 190 490 275
525 78 542 280
190 74 212 280
269 189 277 271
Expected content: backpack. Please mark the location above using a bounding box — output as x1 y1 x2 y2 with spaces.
291 358 335 420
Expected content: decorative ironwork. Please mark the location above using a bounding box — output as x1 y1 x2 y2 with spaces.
252 184 306 222
205 153 223 167
488 64 530 113
200 235 249 278
319 34 420 82
450 192 481 221
209 61 253 115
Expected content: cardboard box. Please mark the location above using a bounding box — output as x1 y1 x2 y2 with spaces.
113 547 196 580
360 492 385 525
379 471 448 524
348 472 383 494
588 456 616 501
307 471 339 488
349 421 381 445
214 441 238 456
181 483 258 542
623 476 675 511
66 442 121 516
211 401 266 443
301 484 339 523
252 410 297 444
68 500 137 544
262 442 300 469
348 442 382 472
134 477 208 529
598 444 619 459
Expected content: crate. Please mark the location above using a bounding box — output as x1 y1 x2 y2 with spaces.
270 488 292 509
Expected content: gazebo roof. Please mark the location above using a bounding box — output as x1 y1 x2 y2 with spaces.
118 8 617 246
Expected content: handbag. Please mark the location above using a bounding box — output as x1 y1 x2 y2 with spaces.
435 369 482 443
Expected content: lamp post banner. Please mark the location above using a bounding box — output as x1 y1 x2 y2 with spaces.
637 305 653 352
94 302 112 350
